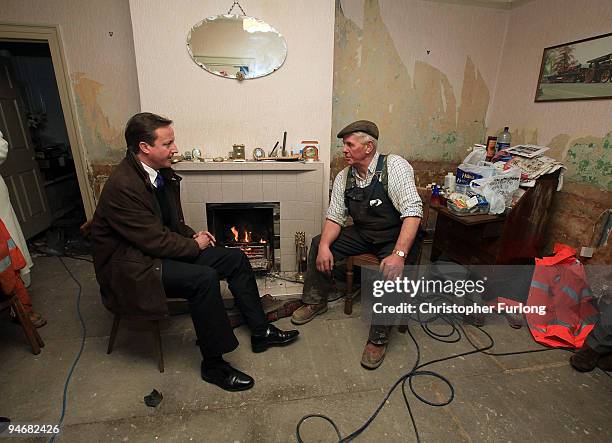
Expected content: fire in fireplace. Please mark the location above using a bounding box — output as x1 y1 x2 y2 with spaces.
206 202 280 272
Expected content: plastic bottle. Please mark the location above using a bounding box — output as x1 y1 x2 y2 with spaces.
496 127 512 152
444 172 456 192
431 183 441 206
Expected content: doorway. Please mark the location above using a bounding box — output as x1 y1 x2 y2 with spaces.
0 30 90 255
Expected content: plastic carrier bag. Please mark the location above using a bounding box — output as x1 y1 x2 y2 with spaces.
469 167 521 214
455 162 496 194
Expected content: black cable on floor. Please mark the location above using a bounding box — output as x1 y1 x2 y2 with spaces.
48 257 87 443
28 243 93 263
295 304 575 443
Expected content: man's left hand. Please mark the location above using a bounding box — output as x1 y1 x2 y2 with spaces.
380 254 404 280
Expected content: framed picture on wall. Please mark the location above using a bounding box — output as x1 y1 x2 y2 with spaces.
535 32 612 102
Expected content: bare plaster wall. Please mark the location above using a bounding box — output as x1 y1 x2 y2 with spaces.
331 0 508 177
0 0 141 198
488 0 611 261
129 0 335 211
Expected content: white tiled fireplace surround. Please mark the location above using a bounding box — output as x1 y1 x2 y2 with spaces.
175 161 324 274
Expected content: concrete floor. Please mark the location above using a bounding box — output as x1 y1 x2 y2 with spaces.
1 256 611 442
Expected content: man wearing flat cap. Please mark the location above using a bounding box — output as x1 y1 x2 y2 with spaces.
292 120 422 369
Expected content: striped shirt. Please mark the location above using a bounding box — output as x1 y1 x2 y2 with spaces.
326 152 422 227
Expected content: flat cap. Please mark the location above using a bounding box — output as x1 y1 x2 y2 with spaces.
337 120 379 140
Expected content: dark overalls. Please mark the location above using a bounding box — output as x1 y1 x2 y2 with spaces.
302 155 421 344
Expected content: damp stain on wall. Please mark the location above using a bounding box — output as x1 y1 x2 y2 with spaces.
508 127 611 257
71 72 125 165
508 128 611 191
564 134 612 190
331 0 490 178
88 163 116 201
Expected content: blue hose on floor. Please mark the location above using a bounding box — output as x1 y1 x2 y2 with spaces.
48 257 87 443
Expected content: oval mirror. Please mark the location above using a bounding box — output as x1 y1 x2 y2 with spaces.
187 14 287 80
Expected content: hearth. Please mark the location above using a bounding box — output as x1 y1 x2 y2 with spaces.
206 202 280 272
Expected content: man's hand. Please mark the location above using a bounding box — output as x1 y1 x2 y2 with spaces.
316 245 334 275
193 231 216 244
380 254 404 280
193 231 216 250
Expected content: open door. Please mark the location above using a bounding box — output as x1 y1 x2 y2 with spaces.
0 56 52 238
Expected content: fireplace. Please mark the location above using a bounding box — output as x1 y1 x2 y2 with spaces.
206 202 280 272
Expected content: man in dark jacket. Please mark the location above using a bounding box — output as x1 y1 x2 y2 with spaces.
92 112 298 391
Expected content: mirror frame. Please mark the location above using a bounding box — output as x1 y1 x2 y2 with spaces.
187 14 288 80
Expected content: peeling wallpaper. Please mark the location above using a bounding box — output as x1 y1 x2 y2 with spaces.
333 0 611 193
72 73 125 164
565 135 611 190
509 130 612 191
332 0 610 260
331 0 507 177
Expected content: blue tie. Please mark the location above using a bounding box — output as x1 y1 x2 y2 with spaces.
155 172 164 188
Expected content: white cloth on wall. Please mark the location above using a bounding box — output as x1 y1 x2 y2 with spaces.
0 130 33 286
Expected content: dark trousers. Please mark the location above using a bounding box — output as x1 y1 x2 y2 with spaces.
587 297 612 354
302 226 396 305
302 226 421 344
162 246 267 358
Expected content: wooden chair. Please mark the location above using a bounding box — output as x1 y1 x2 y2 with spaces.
344 188 433 315
0 292 45 355
81 220 167 373
106 313 165 373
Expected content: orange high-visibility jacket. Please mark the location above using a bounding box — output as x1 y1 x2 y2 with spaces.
526 243 598 348
0 218 27 296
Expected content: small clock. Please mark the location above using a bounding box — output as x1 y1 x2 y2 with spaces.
302 145 319 162
253 147 265 160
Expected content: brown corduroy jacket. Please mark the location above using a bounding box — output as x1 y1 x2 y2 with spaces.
91 151 199 318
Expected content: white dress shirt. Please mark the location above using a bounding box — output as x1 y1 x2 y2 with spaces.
140 162 159 188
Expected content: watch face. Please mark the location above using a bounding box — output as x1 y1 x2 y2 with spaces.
395 250 406 257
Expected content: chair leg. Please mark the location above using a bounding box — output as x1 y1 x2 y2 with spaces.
11 297 41 355
344 297 353 316
34 326 44 348
345 257 354 315
107 314 121 354
153 321 164 373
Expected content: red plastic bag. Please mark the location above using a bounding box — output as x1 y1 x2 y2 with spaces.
526 243 598 348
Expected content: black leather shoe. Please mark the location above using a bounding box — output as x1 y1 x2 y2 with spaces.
251 324 299 353
570 343 601 372
201 362 254 391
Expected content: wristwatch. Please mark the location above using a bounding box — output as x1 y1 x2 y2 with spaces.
393 249 406 258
